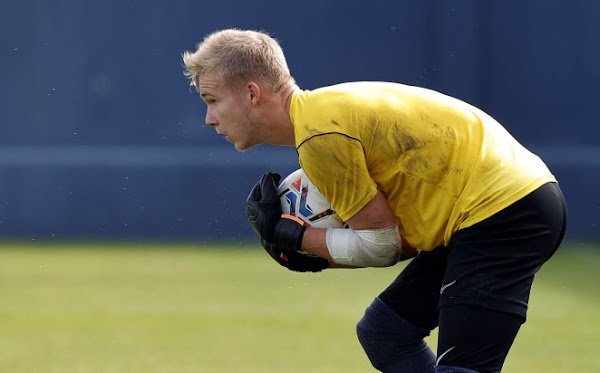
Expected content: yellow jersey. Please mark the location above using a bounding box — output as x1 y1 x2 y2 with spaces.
289 82 556 250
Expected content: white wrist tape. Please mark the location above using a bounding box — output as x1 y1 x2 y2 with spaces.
325 225 403 267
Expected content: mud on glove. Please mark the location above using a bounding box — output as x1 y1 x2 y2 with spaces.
245 172 307 251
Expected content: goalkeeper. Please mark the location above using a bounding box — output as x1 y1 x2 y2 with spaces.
183 29 567 373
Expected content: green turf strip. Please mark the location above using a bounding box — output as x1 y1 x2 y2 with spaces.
0 243 598 372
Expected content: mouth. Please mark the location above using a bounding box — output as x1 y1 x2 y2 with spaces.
215 130 232 143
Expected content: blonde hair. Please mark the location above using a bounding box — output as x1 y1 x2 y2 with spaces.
182 29 294 92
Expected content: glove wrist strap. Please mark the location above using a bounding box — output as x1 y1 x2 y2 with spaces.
274 218 306 251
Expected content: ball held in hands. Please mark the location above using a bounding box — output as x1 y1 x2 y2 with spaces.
245 172 306 251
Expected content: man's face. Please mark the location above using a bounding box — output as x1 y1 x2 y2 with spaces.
197 71 260 151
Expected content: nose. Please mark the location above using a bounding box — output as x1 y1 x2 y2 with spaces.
205 110 217 127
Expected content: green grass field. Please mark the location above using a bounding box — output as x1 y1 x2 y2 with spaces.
1 242 599 372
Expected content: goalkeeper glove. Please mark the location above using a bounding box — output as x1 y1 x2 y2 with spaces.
245 172 306 251
261 239 329 272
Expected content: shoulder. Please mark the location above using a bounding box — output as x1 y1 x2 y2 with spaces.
290 82 386 144
293 82 401 108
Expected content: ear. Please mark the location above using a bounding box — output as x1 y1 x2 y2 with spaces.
246 81 261 106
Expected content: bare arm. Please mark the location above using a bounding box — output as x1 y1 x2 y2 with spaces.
301 190 418 267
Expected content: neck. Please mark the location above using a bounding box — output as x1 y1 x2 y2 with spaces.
281 82 299 114
269 82 299 146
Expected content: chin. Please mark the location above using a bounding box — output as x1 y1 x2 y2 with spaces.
234 140 261 152
234 142 250 152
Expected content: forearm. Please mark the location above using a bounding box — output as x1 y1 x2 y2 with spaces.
301 225 416 268
301 227 358 268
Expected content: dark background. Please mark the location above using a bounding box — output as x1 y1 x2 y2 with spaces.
0 0 598 243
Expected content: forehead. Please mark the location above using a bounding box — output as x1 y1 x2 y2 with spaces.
198 71 224 95
198 70 243 98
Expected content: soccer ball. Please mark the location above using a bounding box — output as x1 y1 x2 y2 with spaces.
277 168 345 229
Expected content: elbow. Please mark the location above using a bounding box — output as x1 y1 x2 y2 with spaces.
366 251 401 268
325 225 403 268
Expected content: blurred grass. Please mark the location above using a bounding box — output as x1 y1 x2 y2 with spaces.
0 242 598 372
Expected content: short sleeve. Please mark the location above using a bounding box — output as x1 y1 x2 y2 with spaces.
297 133 378 222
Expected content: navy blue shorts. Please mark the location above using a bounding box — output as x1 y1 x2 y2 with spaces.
378 182 567 330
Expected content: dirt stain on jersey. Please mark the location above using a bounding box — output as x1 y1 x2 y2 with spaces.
395 131 420 153
393 131 433 174
432 122 457 143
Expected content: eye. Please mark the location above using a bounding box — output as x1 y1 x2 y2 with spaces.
201 94 217 105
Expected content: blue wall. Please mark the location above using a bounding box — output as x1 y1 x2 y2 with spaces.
0 0 598 242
